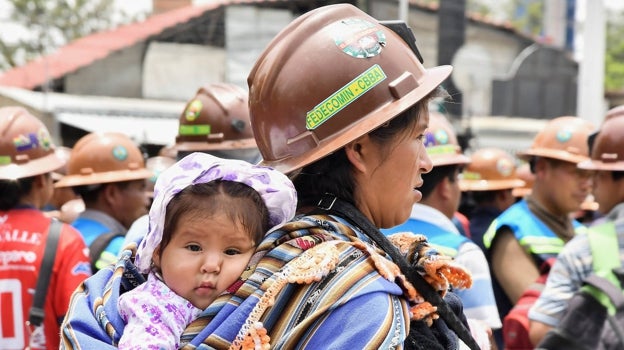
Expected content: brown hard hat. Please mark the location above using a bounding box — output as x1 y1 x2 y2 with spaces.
145 155 176 197
604 105 624 122
459 148 525 191
578 116 624 171
248 3 452 174
0 106 64 180
424 112 471 167
51 146 73 181
511 163 534 198
517 116 595 164
55 132 153 188
174 83 257 152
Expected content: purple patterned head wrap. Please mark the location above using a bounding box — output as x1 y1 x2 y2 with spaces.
135 152 297 273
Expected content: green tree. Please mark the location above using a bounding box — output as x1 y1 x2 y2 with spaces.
605 10 624 91
505 0 543 37
0 0 142 71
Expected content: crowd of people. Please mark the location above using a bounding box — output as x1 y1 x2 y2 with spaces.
1 3 623 350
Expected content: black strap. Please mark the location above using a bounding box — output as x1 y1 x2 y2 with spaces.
28 219 62 327
317 194 481 350
583 274 624 347
584 274 624 309
89 231 124 272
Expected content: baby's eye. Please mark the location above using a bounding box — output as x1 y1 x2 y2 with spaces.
224 248 241 256
416 134 425 142
185 244 201 252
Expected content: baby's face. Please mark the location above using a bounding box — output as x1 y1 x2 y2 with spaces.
153 211 255 309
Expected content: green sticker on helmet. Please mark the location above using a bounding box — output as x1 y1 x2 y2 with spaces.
179 124 211 136
0 155 11 165
306 64 386 130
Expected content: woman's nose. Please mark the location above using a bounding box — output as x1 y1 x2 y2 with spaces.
421 151 433 174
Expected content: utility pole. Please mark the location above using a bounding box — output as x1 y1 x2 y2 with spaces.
398 0 408 22
577 0 606 125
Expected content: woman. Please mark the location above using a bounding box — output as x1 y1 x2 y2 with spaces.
61 4 481 349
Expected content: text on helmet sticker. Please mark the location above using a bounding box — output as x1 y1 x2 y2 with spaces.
306 64 386 130
331 18 386 58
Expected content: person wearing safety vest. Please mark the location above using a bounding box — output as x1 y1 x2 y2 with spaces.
54 132 153 272
529 107 624 346
0 107 91 350
383 111 501 347
459 147 526 254
482 116 595 330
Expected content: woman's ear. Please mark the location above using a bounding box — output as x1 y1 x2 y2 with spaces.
344 135 370 173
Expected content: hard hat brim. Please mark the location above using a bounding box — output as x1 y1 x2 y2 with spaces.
0 152 65 180
260 65 453 174
54 168 154 188
460 178 526 192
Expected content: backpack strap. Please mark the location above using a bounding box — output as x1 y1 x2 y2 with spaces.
585 221 623 314
89 232 124 272
588 221 620 281
28 219 62 327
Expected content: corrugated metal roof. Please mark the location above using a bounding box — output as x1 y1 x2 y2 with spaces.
0 0 525 91
0 3 223 89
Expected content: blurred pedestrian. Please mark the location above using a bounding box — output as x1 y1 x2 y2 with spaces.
483 116 594 347
459 147 525 253
42 146 84 223
530 112 624 348
383 112 501 346
0 107 90 350
55 132 153 272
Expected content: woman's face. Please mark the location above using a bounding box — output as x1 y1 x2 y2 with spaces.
353 112 433 229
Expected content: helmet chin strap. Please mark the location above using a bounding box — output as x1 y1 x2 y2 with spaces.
379 20 424 64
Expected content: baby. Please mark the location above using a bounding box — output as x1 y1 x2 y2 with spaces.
117 152 297 349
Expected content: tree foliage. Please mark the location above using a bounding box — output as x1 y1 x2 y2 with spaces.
0 0 140 71
605 10 624 91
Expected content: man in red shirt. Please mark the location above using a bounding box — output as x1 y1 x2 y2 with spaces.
0 106 91 349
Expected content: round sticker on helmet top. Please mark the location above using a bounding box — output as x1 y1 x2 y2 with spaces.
556 129 572 143
112 145 128 161
331 18 386 58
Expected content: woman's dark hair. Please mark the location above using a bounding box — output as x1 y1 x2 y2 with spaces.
0 176 36 210
157 180 270 255
293 88 444 211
